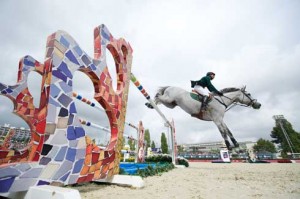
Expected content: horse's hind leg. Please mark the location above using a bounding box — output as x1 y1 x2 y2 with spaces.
156 93 177 109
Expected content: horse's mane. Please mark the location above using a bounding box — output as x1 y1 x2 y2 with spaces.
220 87 240 93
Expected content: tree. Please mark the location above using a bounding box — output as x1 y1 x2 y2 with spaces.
144 129 151 148
177 145 184 153
253 138 276 153
161 132 168 154
128 139 135 151
270 117 300 157
151 141 156 149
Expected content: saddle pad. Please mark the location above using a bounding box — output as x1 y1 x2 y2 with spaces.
190 92 202 102
190 92 212 103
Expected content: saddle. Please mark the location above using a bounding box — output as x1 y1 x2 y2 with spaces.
190 90 212 103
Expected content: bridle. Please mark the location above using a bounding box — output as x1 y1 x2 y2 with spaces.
214 89 257 111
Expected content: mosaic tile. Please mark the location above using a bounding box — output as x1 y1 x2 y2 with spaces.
66 148 76 162
0 168 21 178
45 123 56 134
52 160 73 180
0 177 15 193
39 157 52 165
41 144 53 156
9 178 37 192
54 146 67 161
40 163 60 179
20 168 43 178
50 130 68 145
0 24 133 194
46 146 59 159
57 117 68 129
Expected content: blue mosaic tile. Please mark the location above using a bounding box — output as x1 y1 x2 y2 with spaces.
49 97 61 107
0 168 21 178
75 127 85 138
37 180 50 186
20 168 43 178
58 61 73 79
65 50 79 65
67 126 76 140
57 93 72 107
50 84 61 98
67 113 75 125
54 146 67 161
0 83 7 90
59 81 72 94
23 57 35 67
66 148 76 162
39 157 52 165
73 45 83 56
89 63 97 70
60 36 70 48
101 28 110 41
81 54 91 66
60 171 70 182
72 159 84 174
52 69 68 83
69 103 76 114
0 177 15 193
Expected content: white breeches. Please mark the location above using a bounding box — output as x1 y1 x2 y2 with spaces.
194 85 209 96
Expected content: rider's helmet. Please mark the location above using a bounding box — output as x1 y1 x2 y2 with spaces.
206 72 215 76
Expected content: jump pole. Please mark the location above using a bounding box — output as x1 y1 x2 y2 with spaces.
130 73 177 164
73 92 143 162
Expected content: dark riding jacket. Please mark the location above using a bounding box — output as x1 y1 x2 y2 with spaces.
191 76 219 93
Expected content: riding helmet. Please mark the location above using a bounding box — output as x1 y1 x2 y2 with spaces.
206 72 215 76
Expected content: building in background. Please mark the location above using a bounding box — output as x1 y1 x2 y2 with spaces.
0 124 31 150
178 141 257 160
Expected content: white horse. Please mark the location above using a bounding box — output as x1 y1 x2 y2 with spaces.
146 86 261 150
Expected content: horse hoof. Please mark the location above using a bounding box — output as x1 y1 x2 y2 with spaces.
234 143 240 148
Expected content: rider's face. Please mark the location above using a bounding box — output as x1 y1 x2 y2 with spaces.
210 74 215 80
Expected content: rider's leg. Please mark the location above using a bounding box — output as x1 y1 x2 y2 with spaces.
201 95 210 111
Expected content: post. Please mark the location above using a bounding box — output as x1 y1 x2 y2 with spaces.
130 73 176 164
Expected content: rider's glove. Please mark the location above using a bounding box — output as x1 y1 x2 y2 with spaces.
217 91 223 96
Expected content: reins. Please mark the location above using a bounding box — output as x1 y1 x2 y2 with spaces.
214 89 256 112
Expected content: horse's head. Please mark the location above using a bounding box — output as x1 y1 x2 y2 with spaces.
238 86 261 109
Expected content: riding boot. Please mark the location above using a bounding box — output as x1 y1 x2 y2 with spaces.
200 96 209 112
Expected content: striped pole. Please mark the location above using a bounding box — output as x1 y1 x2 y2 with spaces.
73 92 105 112
130 73 176 164
79 118 137 141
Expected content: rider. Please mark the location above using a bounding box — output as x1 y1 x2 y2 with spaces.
191 72 223 111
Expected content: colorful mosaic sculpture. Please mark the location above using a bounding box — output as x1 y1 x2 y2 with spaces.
0 24 133 193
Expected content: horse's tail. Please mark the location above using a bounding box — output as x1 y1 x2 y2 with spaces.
154 86 169 104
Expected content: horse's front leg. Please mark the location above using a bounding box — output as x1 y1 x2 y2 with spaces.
213 120 233 150
223 123 239 148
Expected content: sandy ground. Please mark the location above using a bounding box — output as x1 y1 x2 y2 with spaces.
74 162 300 199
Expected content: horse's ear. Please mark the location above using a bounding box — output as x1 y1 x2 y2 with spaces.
241 85 246 91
